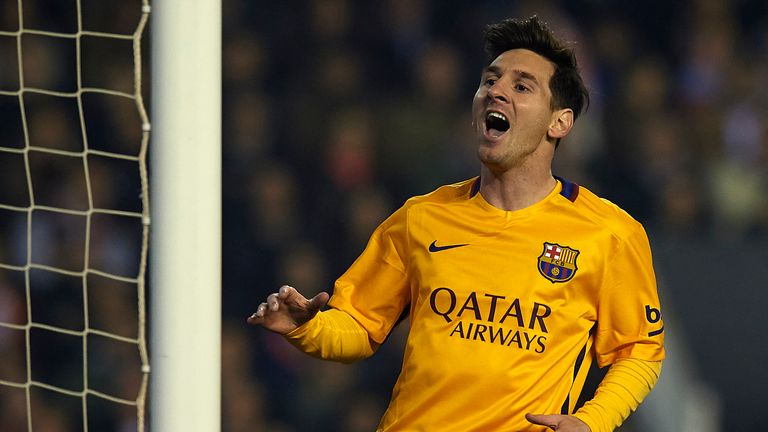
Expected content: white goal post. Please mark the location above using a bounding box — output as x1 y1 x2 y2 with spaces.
150 1 222 431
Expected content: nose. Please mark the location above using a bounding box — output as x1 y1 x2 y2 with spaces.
487 82 509 103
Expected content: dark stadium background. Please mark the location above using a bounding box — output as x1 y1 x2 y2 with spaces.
0 0 765 431
222 1 767 431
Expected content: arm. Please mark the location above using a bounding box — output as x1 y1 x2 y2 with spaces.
530 223 664 430
249 205 410 360
573 358 662 432
285 308 377 363
247 285 328 335
246 285 377 363
526 357 662 432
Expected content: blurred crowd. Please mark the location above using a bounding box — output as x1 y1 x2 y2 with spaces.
222 0 768 254
222 1 767 431
1 0 767 431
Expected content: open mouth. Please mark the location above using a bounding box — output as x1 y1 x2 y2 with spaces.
485 111 510 137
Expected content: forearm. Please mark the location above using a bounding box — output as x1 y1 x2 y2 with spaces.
573 358 662 432
284 308 376 363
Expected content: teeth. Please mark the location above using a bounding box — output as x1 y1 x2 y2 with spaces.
487 112 507 122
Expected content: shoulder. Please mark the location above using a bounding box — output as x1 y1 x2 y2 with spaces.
387 177 478 222
377 177 478 232
562 179 647 241
403 177 479 208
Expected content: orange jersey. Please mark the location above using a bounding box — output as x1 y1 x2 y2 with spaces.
328 177 665 431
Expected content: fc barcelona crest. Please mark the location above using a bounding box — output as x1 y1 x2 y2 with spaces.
538 242 579 283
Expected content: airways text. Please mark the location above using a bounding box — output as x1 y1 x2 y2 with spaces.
429 287 552 353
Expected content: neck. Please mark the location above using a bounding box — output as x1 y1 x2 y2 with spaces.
478 166 557 211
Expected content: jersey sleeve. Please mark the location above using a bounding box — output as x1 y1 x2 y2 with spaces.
285 308 376 363
327 204 411 344
574 358 662 432
594 223 665 366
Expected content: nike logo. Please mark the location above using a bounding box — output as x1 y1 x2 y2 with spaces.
429 240 469 252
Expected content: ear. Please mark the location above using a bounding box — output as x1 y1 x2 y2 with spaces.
547 108 574 140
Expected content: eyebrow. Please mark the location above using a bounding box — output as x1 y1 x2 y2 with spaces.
484 65 542 86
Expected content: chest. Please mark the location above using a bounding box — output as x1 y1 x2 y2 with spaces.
407 215 608 325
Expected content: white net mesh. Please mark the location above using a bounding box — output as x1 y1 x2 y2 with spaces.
0 1 150 430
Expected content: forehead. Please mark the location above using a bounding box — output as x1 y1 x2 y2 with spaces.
485 48 555 81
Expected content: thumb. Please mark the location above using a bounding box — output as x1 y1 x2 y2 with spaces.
307 291 330 312
526 413 559 428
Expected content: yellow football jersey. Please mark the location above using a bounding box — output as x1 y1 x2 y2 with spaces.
328 177 665 432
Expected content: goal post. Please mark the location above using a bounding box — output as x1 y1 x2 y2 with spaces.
150 0 222 431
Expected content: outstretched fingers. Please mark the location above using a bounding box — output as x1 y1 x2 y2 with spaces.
307 291 330 312
525 413 591 432
247 302 269 324
266 292 280 311
247 286 330 331
526 413 557 429
276 286 329 314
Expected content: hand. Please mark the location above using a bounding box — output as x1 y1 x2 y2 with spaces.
247 285 329 334
525 413 591 432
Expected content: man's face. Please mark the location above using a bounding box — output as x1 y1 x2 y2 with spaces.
471 48 559 172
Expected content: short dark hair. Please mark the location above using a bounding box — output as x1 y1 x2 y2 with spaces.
483 16 589 120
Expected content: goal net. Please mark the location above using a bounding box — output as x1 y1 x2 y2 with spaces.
0 1 150 430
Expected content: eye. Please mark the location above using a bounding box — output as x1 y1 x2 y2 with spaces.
484 77 497 86
514 83 531 92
